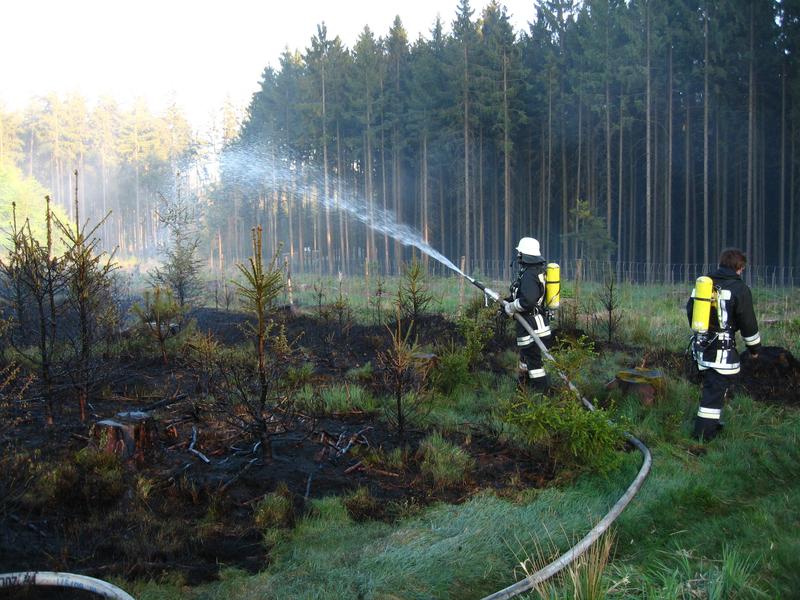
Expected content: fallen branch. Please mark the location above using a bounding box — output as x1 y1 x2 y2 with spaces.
365 466 400 478
220 457 259 493
142 393 188 412
165 440 188 451
344 461 364 474
338 426 373 456
188 427 210 463
166 463 193 484
8 514 47 537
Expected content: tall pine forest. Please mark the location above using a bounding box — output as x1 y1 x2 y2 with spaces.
3 0 800 282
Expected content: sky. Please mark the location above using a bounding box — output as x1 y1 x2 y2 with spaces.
1 0 535 132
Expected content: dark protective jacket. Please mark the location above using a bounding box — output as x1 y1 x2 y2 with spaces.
509 258 551 338
686 266 761 375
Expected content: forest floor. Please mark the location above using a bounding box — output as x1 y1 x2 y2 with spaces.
0 308 552 593
1 294 799 599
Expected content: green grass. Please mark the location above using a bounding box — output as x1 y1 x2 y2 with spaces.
293 382 377 415
319 383 377 413
181 374 799 599
254 483 294 530
120 397 799 599
418 431 475 488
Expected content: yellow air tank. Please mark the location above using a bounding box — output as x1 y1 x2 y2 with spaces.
691 276 714 333
545 263 560 309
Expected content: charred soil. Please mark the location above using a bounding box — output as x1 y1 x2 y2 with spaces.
0 308 547 590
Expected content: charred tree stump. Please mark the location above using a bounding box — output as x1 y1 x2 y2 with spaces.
92 411 155 465
606 368 666 407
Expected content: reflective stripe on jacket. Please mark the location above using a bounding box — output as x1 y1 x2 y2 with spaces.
511 259 551 338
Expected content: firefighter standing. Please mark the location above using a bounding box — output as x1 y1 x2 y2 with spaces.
687 248 761 441
504 237 552 391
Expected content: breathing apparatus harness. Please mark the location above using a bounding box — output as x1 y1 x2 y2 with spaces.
509 259 546 316
689 276 734 360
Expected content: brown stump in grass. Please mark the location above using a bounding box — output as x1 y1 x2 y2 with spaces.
606 368 667 407
92 411 155 465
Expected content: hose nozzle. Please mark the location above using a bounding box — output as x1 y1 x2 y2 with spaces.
466 276 502 303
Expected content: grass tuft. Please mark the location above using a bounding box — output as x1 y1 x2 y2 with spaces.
417 431 474 489
254 482 295 530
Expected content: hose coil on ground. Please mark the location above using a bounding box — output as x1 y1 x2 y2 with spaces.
0 571 135 599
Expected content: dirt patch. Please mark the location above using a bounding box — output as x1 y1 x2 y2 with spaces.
738 346 800 406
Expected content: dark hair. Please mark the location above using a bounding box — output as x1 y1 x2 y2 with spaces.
719 248 747 271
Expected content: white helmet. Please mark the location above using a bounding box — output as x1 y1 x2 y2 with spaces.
516 237 542 263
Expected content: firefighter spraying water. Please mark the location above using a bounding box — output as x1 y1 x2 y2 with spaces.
501 238 554 392
459 238 565 393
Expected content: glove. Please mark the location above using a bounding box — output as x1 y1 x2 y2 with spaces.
504 301 518 317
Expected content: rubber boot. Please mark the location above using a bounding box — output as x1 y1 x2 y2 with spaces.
692 416 722 442
530 376 550 395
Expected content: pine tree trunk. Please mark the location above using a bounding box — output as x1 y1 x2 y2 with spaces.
703 4 710 268
380 77 389 273
715 104 722 250
393 55 403 269
422 132 429 270
337 123 346 273
366 97 375 266
439 173 445 262
547 72 553 257
666 46 674 277
287 164 295 267
685 98 691 269
780 59 786 268
654 80 660 266
503 53 512 280
617 91 624 278
322 62 333 274
645 3 652 280
606 80 612 238
479 130 486 272
560 115 567 264
746 3 755 269
463 43 471 275
791 120 797 267
574 98 582 261
539 129 546 244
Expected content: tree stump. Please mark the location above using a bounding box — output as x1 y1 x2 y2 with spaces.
92 411 155 465
606 368 666 407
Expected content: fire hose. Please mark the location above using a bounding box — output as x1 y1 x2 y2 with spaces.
0 571 135 599
468 277 652 600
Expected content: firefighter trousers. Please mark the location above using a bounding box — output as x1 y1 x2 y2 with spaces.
693 368 735 440
516 316 551 392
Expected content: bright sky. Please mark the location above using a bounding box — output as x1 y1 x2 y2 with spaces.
1 0 535 132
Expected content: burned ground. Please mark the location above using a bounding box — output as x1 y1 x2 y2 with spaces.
1 307 796 593
0 308 539 589
738 346 800 406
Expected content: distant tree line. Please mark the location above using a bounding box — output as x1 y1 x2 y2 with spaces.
0 95 229 259
219 0 800 278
